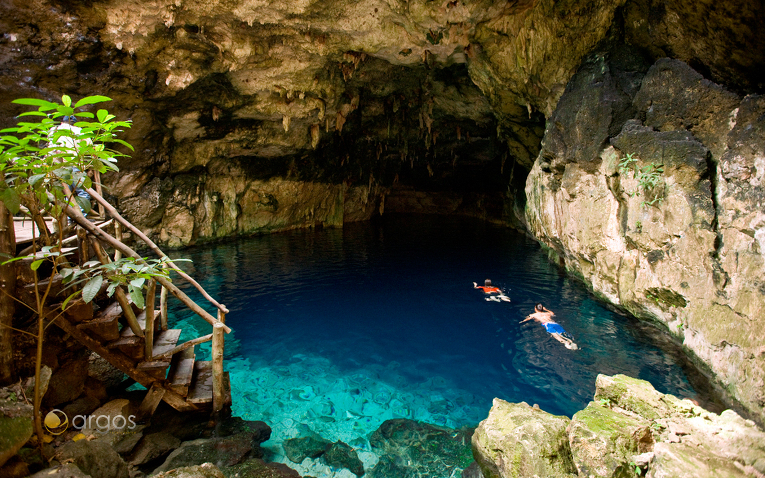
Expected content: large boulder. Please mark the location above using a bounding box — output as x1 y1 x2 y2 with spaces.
154 463 225 478
471 399 576 478
152 433 255 475
0 391 33 468
472 375 765 478
568 402 654 477
55 439 130 478
222 458 301 478
584 375 765 478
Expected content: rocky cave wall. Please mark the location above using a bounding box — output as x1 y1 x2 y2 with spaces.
1 0 764 422
526 55 765 425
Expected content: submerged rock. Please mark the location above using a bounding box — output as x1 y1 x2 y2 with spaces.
322 440 364 476
282 433 332 464
368 418 474 478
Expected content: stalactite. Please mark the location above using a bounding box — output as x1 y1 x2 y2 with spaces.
310 124 320 149
336 112 346 133
283 115 291 132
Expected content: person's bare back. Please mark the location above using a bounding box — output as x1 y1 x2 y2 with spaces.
519 303 578 350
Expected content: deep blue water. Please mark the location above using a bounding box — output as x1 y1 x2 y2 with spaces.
166 215 703 469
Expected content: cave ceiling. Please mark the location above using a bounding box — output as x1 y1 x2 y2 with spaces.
0 0 763 197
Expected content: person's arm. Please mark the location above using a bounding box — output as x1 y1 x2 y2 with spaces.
519 315 533 324
473 282 478 288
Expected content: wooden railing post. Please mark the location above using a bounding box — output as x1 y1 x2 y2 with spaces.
113 221 122 262
89 237 144 338
144 279 156 361
212 310 226 413
160 263 168 331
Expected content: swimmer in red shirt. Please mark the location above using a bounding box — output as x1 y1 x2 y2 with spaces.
473 279 511 302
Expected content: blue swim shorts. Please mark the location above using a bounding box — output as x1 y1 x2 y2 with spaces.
543 322 566 335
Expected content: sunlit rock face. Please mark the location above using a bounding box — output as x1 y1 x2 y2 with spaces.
525 56 765 426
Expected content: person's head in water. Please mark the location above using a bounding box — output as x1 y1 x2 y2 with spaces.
535 303 544 312
484 279 492 287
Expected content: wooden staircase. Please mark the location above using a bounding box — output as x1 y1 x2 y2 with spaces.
16 188 234 417
55 296 231 415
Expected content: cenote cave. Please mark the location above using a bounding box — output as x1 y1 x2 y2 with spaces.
1 0 764 477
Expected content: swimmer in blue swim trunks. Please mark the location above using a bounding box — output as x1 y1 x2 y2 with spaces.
519 303 578 350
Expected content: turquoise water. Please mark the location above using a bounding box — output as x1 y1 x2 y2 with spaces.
166 215 704 476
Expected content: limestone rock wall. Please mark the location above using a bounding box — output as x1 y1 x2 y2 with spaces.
525 56 765 425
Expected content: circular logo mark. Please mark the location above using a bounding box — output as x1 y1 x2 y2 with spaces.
44 409 69 435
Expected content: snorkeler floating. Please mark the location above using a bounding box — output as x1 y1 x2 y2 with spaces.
473 279 511 302
520 303 579 350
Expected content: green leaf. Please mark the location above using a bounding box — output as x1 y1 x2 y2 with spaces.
62 95 72 107
31 259 44 271
28 173 45 187
17 111 49 117
106 282 118 297
12 98 58 110
75 195 92 214
129 285 144 309
74 95 112 108
111 139 134 151
130 277 146 288
61 290 81 311
82 275 103 303
96 109 109 122
0 187 20 214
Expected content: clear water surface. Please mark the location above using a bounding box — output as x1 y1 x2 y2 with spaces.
166 215 706 475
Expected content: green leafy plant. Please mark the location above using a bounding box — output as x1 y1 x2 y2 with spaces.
619 153 665 208
0 94 184 449
635 220 642 233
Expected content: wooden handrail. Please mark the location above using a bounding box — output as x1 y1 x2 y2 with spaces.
61 200 231 334
144 279 156 360
89 237 143 338
212 313 226 413
153 334 212 361
85 187 229 315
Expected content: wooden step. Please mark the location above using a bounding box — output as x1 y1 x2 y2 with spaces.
134 329 182 380
121 309 161 338
106 335 143 360
136 360 171 380
152 328 182 357
77 301 121 340
186 361 230 406
167 347 196 396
